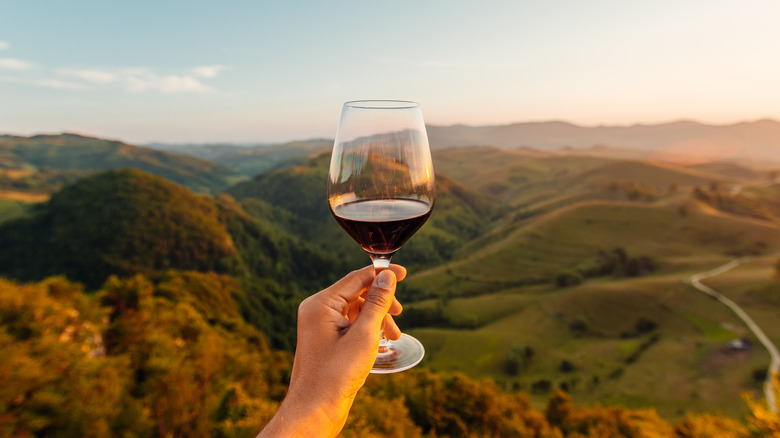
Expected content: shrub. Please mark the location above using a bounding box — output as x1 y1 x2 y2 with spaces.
532 379 552 393
559 359 576 373
555 270 583 288
635 317 658 334
569 318 588 334
505 344 534 376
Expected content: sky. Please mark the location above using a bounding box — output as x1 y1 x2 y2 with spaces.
2 0 780 144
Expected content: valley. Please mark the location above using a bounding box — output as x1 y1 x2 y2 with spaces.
1 128 779 425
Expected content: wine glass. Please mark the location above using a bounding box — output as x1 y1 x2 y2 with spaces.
327 100 435 373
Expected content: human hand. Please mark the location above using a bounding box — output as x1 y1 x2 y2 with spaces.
259 264 406 438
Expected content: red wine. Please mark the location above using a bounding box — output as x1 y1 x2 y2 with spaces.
332 198 432 255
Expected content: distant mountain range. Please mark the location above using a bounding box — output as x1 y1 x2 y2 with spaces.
142 119 780 167
427 119 780 164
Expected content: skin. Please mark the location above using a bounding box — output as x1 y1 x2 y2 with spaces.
258 264 406 438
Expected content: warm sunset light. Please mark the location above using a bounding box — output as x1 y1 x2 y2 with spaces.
2 1 780 437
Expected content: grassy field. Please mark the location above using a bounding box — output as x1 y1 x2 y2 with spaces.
0 199 31 223
404 269 771 419
405 200 780 300
396 153 780 420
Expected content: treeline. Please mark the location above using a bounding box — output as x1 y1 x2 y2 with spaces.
555 247 658 288
2 274 779 437
692 183 777 222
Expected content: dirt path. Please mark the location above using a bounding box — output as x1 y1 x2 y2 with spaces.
688 259 779 413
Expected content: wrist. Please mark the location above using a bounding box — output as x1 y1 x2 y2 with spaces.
259 389 349 438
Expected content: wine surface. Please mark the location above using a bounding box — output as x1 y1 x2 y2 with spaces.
332 198 432 255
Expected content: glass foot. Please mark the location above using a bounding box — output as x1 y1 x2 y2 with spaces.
370 333 425 374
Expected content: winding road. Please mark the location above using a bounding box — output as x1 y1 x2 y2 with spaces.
689 259 779 413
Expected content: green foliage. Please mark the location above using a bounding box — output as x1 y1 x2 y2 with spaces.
635 316 659 334
0 275 286 437
0 170 238 289
559 359 576 373
569 318 589 334
555 269 584 288
0 199 29 224
0 170 340 294
571 247 659 283
505 344 534 376
3 275 780 437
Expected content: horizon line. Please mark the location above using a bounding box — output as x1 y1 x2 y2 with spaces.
2 116 778 145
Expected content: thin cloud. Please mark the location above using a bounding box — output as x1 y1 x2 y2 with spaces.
0 57 33 70
36 78 89 90
1 54 220 94
124 73 211 94
57 68 118 84
0 41 9 50
192 65 225 78
58 67 215 93
0 75 87 90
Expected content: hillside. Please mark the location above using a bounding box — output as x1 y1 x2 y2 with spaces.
0 133 236 193
391 148 780 418
226 152 494 271
0 169 339 291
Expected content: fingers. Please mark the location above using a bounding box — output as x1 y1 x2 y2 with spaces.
388 264 407 282
382 314 401 340
352 270 397 334
389 298 402 316
323 264 407 304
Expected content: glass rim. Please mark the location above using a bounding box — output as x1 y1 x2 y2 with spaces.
344 100 419 109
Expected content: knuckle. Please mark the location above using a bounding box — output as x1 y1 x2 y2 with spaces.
298 296 315 317
365 290 392 309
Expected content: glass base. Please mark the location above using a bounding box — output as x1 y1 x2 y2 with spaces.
370 333 425 374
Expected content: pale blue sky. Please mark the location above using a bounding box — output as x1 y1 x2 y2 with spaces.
1 0 779 143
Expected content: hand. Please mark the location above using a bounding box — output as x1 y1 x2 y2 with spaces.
259 264 406 438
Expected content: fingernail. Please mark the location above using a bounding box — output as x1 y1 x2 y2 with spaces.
376 270 395 288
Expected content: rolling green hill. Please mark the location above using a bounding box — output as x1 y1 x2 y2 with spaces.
226 152 494 271
0 169 239 288
0 169 339 291
0 133 236 193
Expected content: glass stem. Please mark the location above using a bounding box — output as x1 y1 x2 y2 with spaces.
371 255 391 270
378 331 390 354
370 253 393 354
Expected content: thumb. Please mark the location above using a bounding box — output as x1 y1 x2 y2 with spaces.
353 270 397 333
